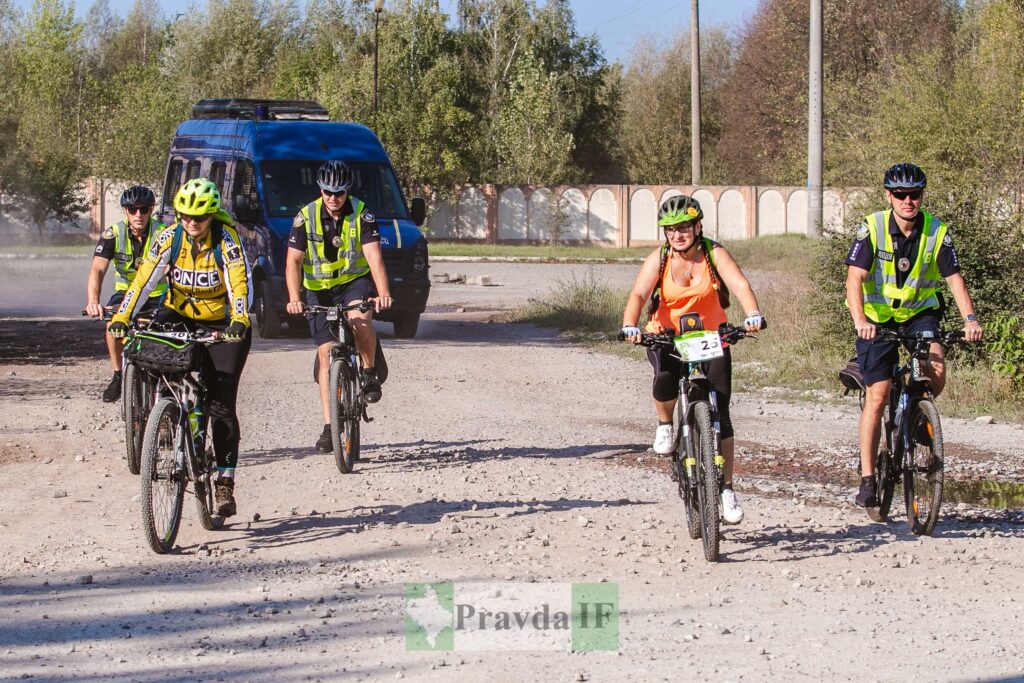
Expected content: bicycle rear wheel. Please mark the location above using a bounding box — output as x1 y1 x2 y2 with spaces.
905 400 944 536
675 402 701 540
692 401 721 562
122 363 146 475
193 445 223 531
140 397 186 554
329 360 360 474
867 415 896 523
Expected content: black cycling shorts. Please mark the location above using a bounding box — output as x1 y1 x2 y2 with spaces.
305 275 377 347
856 312 940 385
647 345 734 440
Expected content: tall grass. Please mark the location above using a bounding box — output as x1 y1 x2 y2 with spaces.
512 236 1024 421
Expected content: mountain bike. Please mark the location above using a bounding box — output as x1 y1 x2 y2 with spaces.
623 320 757 562
307 300 377 474
127 324 225 553
83 307 153 475
857 329 965 536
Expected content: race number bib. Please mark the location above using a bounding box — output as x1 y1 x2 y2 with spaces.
673 330 724 362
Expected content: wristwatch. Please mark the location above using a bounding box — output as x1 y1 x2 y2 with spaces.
965 313 978 322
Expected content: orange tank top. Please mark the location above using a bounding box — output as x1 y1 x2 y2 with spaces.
646 252 728 337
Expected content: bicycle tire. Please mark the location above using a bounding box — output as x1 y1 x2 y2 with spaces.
867 411 896 522
905 400 944 536
140 397 186 554
675 402 701 540
693 401 721 562
329 360 359 474
123 363 144 475
193 446 223 531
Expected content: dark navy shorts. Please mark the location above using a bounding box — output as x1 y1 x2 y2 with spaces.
305 275 377 347
856 312 941 385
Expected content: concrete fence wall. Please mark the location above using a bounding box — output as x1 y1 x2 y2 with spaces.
427 184 869 244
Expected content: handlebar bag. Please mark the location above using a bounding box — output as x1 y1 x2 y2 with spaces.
125 333 198 374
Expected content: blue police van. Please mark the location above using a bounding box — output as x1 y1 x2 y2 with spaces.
159 98 430 338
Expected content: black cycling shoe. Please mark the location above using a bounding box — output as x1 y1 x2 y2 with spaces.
101 372 122 403
361 368 382 404
315 424 332 452
855 476 878 507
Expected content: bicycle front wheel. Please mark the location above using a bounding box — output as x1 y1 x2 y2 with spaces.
122 364 146 475
140 397 186 554
329 360 360 474
675 401 701 540
905 400 944 536
692 401 721 562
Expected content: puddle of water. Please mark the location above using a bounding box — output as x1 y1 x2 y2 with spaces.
943 480 1024 510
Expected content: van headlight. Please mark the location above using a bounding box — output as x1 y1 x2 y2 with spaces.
412 241 428 272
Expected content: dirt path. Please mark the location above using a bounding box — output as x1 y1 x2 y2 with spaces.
1 263 1023 681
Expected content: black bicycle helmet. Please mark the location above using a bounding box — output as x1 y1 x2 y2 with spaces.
883 163 927 189
317 160 353 193
119 185 156 207
658 195 703 226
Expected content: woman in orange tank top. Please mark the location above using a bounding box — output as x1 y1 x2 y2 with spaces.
620 195 766 525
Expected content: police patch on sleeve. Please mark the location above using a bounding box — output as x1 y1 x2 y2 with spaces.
943 234 952 247
856 223 869 240
102 227 115 240
293 213 305 228
361 211 375 223
94 244 104 254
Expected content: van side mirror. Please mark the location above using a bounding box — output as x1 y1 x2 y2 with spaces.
410 197 426 227
233 195 259 223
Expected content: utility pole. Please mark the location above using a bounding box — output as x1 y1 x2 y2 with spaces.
373 0 384 117
807 0 823 236
690 0 702 185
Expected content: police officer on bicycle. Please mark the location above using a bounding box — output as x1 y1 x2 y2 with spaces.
845 163 983 507
85 186 168 402
284 160 393 452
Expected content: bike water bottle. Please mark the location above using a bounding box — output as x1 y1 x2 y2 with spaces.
187 400 200 442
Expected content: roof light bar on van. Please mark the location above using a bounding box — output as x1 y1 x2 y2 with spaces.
191 99 330 121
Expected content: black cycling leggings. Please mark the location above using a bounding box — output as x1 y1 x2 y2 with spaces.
647 345 733 440
153 311 251 471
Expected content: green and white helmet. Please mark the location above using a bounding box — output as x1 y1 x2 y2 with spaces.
658 195 703 226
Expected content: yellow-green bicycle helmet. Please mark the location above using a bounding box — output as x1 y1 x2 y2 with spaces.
657 195 703 226
174 178 221 216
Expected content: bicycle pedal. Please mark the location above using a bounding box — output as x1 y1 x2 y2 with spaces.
362 407 373 423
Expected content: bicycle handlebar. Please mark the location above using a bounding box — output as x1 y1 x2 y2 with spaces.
618 322 760 347
306 300 376 315
875 329 966 346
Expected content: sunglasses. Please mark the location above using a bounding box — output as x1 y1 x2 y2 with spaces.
322 189 348 198
664 224 698 234
126 206 151 215
180 213 212 224
890 189 923 201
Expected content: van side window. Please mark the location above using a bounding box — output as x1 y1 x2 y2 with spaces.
162 159 184 209
185 159 202 182
232 159 257 210
209 161 227 194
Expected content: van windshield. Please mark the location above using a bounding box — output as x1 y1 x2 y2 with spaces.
261 161 409 220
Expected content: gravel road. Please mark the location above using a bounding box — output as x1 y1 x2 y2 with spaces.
1 259 1022 682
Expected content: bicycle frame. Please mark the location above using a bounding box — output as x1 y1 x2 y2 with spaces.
882 334 939 481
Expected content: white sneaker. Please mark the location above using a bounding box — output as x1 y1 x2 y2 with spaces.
721 488 744 524
652 424 674 455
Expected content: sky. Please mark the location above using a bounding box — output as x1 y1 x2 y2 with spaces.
15 0 762 65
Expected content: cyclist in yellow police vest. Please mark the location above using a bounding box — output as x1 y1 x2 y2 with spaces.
85 185 168 402
845 163 983 508
284 160 393 452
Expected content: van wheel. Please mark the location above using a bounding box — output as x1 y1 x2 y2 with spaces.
255 281 282 339
393 314 419 339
